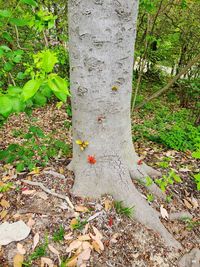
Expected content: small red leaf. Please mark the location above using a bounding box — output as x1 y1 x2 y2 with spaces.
21 187 28 191
88 155 96 164
137 159 143 165
108 217 113 227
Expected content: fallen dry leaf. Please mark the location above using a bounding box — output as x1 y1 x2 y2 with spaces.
78 234 91 241
66 256 78 267
191 197 198 209
92 240 101 253
82 241 92 250
75 205 89 213
41 257 54 267
104 199 113 211
92 226 103 240
32 233 40 250
27 217 35 228
82 223 89 234
160 205 169 220
13 253 24 267
70 218 78 230
0 210 8 220
29 167 40 175
77 248 91 264
90 226 104 251
183 199 193 210
17 243 26 255
48 244 61 265
64 232 73 241
0 199 10 209
48 244 60 256
66 240 82 253
110 233 119 243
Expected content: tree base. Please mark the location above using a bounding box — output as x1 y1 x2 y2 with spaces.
69 154 181 249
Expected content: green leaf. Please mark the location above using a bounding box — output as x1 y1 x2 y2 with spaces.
4 62 13 71
16 72 26 80
2 32 13 43
53 91 67 102
0 45 11 52
16 162 25 172
13 55 22 63
43 50 58 73
20 0 38 7
0 10 12 18
34 50 58 73
7 86 22 96
192 151 200 159
40 84 52 98
11 97 25 113
22 79 41 101
0 96 13 117
33 93 47 106
10 18 29 27
173 174 182 183
48 75 70 102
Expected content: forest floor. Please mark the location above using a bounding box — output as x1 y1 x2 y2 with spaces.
0 104 199 267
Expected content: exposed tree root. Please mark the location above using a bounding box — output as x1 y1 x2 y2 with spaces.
129 165 166 200
169 211 192 221
71 155 181 249
22 179 74 210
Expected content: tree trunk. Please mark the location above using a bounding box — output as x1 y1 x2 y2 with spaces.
68 0 180 248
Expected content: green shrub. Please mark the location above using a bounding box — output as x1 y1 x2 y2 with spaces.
133 106 200 151
0 126 71 171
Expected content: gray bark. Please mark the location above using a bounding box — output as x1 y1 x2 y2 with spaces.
68 0 180 248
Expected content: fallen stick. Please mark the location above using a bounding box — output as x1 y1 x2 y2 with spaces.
21 179 74 210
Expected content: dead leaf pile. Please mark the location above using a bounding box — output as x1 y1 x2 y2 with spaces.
65 226 104 266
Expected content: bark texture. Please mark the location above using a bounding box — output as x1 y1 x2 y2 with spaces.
68 0 180 248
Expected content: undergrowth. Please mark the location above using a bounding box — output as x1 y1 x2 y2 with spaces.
133 104 200 151
0 125 71 172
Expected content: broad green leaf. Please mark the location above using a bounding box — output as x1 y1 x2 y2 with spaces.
42 50 58 73
11 97 25 113
0 10 12 18
20 0 38 7
10 18 29 27
0 96 12 117
4 62 13 72
7 86 22 96
0 45 11 52
40 84 52 98
34 50 58 73
22 79 41 101
48 75 70 102
2 32 13 43
53 91 67 102
33 92 47 106
16 72 26 80
13 55 22 63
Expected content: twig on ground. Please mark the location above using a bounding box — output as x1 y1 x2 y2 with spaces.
21 179 74 210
